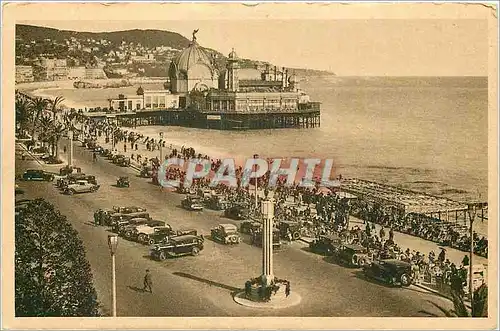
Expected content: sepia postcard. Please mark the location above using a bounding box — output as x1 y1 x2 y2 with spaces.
1 1 498 330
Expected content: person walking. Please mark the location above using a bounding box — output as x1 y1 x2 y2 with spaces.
143 269 153 293
285 281 291 297
93 152 97 162
63 146 67 154
124 143 127 153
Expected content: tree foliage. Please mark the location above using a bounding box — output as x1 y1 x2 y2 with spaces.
15 199 99 316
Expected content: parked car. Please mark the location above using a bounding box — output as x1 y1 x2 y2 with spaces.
334 244 372 268
224 204 250 220
251 228 282 249
59 165 82 176
181 195 204 211
58 174 97 189
363 259 413 287
96 206 147 226
150 234 205 260
116 156 131 167
148 227 198 245
309 234 342 256
21 169 55 182
211 224 241 245
132 220 168 243
112 154 126 164
239 220 262 234
119 218 151 239
140 165 154 178
116 176 130 188
64 180 100 195
204 195 231 210
102 149 113 158
278 221 302 241
111 212 151 231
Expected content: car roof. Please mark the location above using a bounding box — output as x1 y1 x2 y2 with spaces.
220 223 237 230
343 244 366 251
320 234 341 241
170 234 199 242
379 259 411 267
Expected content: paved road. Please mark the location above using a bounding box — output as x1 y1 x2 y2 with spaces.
15 140 454 317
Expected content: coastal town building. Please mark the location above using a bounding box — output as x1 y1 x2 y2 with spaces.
40 58 68 81
67 66 107 80
15 65 34 83
109 90 179 112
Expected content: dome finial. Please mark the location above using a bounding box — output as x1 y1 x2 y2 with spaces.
192 29 199 43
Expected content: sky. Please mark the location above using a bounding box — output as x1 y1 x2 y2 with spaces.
25 19 488 76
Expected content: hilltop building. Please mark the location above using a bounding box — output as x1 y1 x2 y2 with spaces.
104 30 320 130
15 65 34 83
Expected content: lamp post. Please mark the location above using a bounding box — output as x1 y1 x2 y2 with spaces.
467 203 476 316
107 234 118 317
261 199 275 287
159 131 164 163
253 154 259 211
68 129 73 167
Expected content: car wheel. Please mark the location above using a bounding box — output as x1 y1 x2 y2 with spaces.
230 236 238 244
148 239 155 245
159 251 167 260
400 273 411 287
358 258 367 267
191 247 200 256
68 190 74 195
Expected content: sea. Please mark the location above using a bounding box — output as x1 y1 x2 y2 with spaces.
31 76 488 206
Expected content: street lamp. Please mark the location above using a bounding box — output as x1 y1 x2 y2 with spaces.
68 129 74 167
253 154 259 211
260 198 275 287
467 203 477 316
107 234 118 317
159 131 164 163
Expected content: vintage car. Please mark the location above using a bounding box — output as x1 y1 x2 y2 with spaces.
93 146 104 154
204 195 231 210
132 220 168 243
21 169 55 182
116 156 131 167
58 174 97 189
116 176 130 188
30 147 50 158
224 204 250 220
278 221 302 241
112 154 126 164
239 220 262 234
148 227 198 245
181 195 204 211
96 206 149 226
101 149 113 158
150 234 205 260
59 165 82 176
251 228 282 249
309 234 343 256
64 180 100 195
111 212 151 231
211 224 241 245
140 165 154 178
119 218 151 239
363 259 413 287
334 244 372 268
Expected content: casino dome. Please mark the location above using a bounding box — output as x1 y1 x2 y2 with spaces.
168 42 215 77
168 30 219 94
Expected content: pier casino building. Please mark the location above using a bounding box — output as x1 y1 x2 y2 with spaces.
108 32 321 130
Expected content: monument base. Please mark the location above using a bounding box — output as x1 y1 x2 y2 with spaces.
233 290 302 309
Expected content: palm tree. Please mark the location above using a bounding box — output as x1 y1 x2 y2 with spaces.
15 96 31 134
48 96 65 121
28 97 49 140
47 122 67 160
37 115 54 149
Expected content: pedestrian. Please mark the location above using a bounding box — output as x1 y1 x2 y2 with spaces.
63 146 67 154
143 269 153 293
379 227 386 240
285 281 291 297
462 254 470 266
124 143 127 153
135 143 138 150
93 152 97 162
286 229 292 242
389 227 394 241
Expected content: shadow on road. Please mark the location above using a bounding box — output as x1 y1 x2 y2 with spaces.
173 271 241 292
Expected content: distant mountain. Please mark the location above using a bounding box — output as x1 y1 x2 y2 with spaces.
16 24 191 50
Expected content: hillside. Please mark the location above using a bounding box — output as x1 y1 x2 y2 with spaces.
16 24 335 77
16 24 191 50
